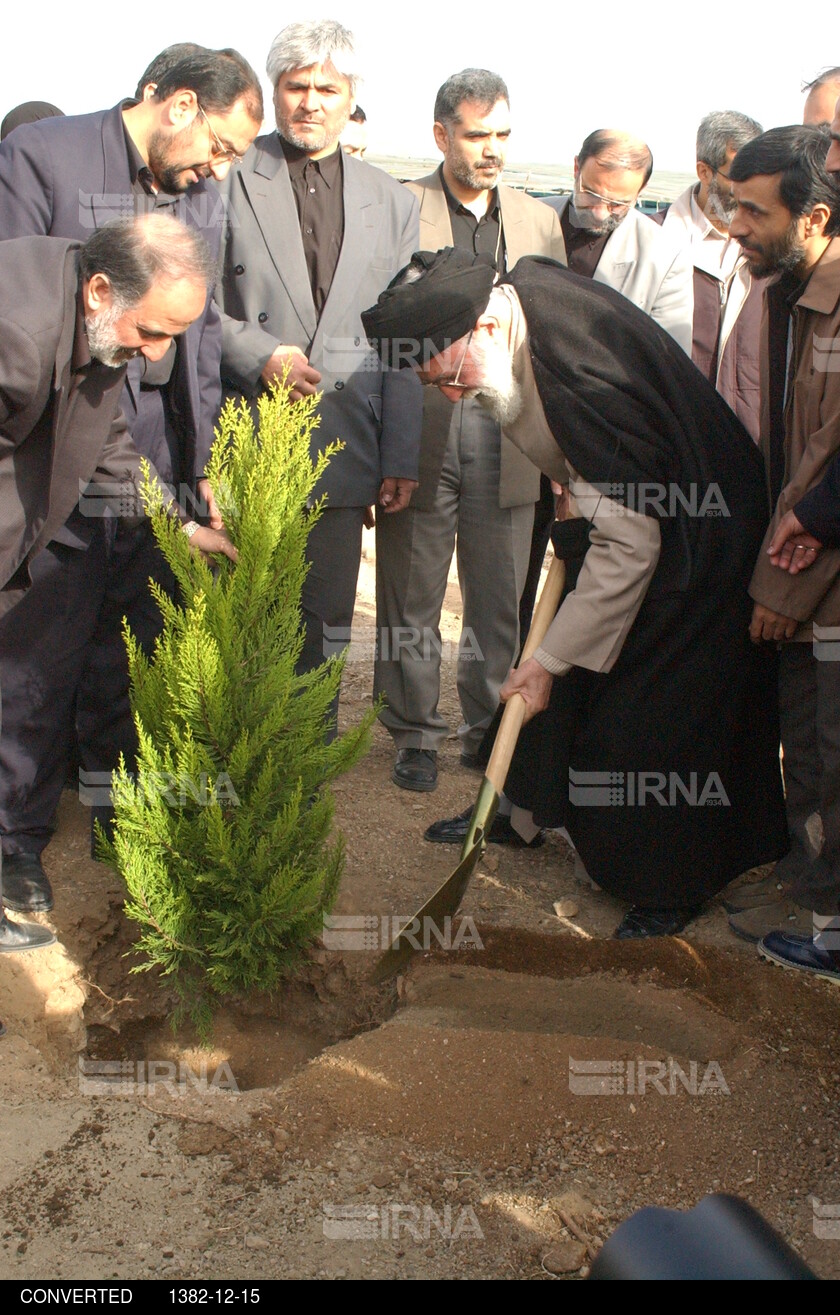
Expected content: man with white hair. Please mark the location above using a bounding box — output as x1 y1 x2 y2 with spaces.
659 111 764 441
362 249 788 937
216 20 422 727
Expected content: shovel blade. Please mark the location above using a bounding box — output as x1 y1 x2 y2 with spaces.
369 830 486 984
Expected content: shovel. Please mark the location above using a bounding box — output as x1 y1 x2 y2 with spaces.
370 553 566 983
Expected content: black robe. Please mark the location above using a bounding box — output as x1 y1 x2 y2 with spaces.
502 258 788 908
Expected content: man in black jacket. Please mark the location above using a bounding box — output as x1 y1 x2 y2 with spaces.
0 215 233 958
0 46 261 911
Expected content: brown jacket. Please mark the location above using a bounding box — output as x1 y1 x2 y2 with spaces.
749 237 840 629
404 171 567 510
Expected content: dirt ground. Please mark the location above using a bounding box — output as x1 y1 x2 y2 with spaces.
1 534 839 1282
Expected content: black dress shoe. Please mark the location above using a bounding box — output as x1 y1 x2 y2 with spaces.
758 931 840 983
613 905 702 939
424 806 545 848
393 748 438 792
2 853 54 913
0 914 56 953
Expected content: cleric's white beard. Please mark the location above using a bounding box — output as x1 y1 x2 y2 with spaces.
473 339 523 425
477 364 523 427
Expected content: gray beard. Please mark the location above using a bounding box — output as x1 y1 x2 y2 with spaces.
278 113 347 156
706 178 736 226
85 302 135 369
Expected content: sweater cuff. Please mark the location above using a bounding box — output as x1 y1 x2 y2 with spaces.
535 648 573 676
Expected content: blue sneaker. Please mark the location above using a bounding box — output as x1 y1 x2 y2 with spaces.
757 931 840 984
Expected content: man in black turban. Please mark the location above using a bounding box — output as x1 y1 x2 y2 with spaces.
363 250 788 938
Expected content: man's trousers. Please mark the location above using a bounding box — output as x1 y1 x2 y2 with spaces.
374 400 534 757
777 641 840 916
0 521 175 855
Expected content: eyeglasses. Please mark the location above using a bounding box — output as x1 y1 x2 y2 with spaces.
574 182 636 213
196 103 243 166
419 329 476 390
449 329 474 388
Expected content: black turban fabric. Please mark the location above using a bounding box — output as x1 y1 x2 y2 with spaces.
361 247 496 366
1 101 63 142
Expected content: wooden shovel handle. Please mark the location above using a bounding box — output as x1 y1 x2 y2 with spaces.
484 554 567 794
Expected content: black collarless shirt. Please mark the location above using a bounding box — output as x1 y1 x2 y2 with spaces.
440 166 506 272
560 203 611 279
281 136 344 316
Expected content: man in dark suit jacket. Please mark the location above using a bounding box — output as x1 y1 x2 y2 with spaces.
0 216 233 956
0 47 262 909
215 21 422 724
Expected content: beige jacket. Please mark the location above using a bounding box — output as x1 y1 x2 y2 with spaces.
405 170 567 510
749 237 840 630
501 302 661 674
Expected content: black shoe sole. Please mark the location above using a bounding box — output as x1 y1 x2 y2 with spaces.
0 930 57 953
392 770 438 793
757 943 840 985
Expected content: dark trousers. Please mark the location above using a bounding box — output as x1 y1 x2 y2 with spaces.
518 474 555 644
0 521 175 855
297 505 366 740
777 642 840 915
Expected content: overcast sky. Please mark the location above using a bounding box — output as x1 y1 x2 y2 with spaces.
4 3 832 173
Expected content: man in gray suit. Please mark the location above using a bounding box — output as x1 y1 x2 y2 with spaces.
374 69 566 792
216 20 422 720
0 215 232 958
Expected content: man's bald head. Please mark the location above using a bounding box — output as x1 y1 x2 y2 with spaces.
803 68 840 126
576 129 653 187
571 129 652 236
81 213 216 368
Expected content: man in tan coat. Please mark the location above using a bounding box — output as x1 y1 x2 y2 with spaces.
374 68 566 792
726 125 840 982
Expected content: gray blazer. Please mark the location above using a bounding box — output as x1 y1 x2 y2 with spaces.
0 238 157 609
406 171 567 510
216 134 423 507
